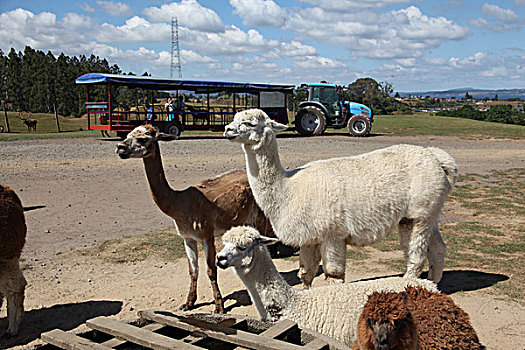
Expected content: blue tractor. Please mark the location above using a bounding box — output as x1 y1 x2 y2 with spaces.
294 83 373 136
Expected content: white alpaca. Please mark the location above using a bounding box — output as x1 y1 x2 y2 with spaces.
224 109 457 286
216 226 438 347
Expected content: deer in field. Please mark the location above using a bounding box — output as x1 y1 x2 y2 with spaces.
19 112 37 132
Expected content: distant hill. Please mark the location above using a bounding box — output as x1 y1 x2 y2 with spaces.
398 88 525 100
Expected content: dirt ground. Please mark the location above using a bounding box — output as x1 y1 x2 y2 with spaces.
1 132 524 349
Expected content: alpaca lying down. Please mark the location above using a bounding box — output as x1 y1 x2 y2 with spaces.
216 226 438 346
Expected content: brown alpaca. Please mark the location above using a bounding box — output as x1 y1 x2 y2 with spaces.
353 286 483 350
0 185 27 336
116 125 272 313
19 112 37 132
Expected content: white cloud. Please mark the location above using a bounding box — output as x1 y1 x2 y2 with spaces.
396 58 416 66
469 17 519 31
293 56 347 69
278 41 317 57
393 6 470 40
482 3 521 23
143 0 224 32
449 52 487 68
180 49 218 65
96 1 131 17
481 65 508 77
230 0 286 27
299 0 410 10
81 2 95 13
284 5 469 59
0 8 88 52
94 16 170 43
63 12 92 28
181 25 279 56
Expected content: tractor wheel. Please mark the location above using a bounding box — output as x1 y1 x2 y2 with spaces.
347 114 371 137
167 122 182 137
295 106 326 136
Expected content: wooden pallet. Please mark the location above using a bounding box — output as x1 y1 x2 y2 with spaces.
40 310 347 350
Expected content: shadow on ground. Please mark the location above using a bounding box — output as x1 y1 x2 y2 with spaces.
435 270 509 294
0 300 122 348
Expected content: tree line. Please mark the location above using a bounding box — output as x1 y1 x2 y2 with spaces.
436 104 524 126
0 46 128 117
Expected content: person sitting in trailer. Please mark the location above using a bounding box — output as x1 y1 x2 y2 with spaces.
146 103 156 121
175 95 187 115
165 97 176 121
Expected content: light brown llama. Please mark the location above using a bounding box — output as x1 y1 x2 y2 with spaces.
116 125 273 313
0 185 27 336
353 286 483 350
19 112 37 132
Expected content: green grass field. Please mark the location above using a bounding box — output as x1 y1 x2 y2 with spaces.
1 111 523 141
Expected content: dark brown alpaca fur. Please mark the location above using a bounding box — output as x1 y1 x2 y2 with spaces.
353 286 483 350
0 184 27 336
0 185 26 259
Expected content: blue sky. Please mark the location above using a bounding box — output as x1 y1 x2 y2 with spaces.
0 0 523 92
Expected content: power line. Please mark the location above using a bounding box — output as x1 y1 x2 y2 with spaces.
170 17 182 79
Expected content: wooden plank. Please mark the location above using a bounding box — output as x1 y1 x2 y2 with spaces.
86 316 200 350
303 337 329 350
259 319 297 338
41 329 112 350
139 310 305 350
100 322 164 348
234 319 298 350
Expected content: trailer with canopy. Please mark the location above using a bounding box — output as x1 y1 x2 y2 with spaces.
76 73 295 138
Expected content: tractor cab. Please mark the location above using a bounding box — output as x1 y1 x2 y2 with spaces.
308 84 342 117
295 83 373 137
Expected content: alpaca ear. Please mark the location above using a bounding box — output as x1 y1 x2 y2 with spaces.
258 236 279 246
266 119 288 133
158 133 179 142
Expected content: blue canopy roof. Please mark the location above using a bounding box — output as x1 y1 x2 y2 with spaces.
76 73 295 93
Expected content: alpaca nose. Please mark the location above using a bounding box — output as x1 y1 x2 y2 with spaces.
216 255 228 269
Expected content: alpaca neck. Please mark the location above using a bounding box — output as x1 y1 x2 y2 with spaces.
234 246 294 321
243 132 285 185
142 143 180 216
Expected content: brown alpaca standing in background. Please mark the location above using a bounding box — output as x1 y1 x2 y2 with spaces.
116 125 273 313
0 185 28 336
353 286 483 350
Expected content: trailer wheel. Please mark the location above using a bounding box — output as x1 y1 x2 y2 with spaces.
167 122 182 137
347 114 371 137
295 106 326 136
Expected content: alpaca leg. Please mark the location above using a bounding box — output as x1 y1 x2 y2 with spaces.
6 263 26 336
181 238 199 311
203 238 224 314
320 236 346 284
403 220 432 280
299 244 321 288
398 219 413 265
427 222 446 283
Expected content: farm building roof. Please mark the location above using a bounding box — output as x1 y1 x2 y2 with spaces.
76 73 295 93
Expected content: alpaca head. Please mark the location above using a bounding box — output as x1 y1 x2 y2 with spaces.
115 124 177 159
356 290 417 350
216 226 278 271
224 109 287 149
